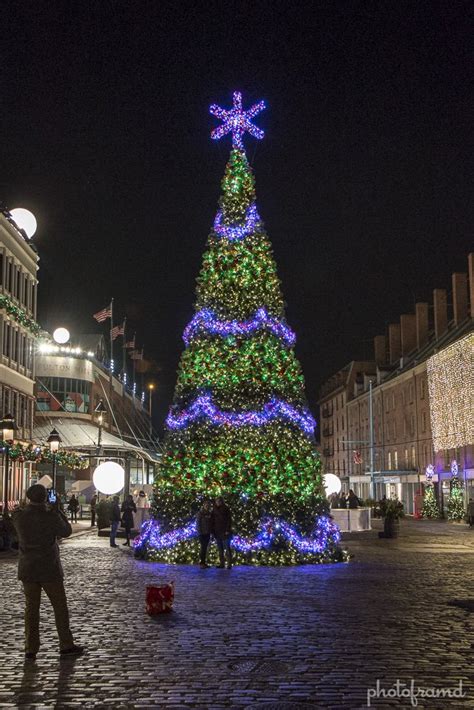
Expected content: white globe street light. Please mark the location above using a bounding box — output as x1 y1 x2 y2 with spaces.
323 473 342 497
53 327 70 344
10 208 37 238
93 461 124 495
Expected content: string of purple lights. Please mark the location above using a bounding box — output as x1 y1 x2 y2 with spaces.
134 515 341 556
165 393 316 435
183 307 296 347
213 202 261 241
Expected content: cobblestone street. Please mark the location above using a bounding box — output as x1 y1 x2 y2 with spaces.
0 520 473 709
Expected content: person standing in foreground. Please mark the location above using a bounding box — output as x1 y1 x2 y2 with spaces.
196 499 212 568
110 496 121 547
12 484 83 660
211 496 233 569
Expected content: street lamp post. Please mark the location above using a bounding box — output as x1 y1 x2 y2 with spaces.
47 428 62 491
94 400 107 448
1 414 17 515
147 384 155 438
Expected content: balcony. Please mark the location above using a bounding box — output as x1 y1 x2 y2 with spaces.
322 426 334 437
322 406 333 419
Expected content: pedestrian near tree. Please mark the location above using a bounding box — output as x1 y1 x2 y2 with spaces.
468 498 474 528
67 494 79 523
339 491 347 509
348 489 359 509
110 496 121 547
211 496 233 569
121 494 137 546
196 499 212 568
11 484 83 660
90 493 97 527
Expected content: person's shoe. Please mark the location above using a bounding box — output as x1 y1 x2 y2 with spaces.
227 564 233 569
122 541 130 546
110 543 118 548
60 645 84 657
24 652 36 661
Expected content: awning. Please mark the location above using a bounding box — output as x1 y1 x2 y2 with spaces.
33 419 161 464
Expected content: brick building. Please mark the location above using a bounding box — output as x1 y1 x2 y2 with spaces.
0 209 39 510
319 253 474 515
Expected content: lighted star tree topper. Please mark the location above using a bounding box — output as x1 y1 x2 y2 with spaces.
135 92 344 565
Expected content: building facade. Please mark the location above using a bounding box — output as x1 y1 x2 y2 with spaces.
0 210 39 509
34 333 159 497
319 252 474 515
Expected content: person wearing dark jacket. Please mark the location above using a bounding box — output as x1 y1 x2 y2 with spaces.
67 494 79 523
196 500 212 568
211 497 232 569
109 496 121 547
348 489 359 509
12 484 83 660
90 494 97 527
121 495 137 546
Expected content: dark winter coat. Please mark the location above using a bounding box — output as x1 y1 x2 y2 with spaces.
348 493 359 509
211 504 232 537
67 496 79 512
196 509 212 536
110 501 121 523
12 504 72 582
121 501 137 529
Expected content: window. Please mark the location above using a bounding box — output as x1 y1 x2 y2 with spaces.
422 411 427 433
392 393 395 410
388 451 392 470
0 254 3 286
420 379 426 399
3 322 9 357
410 414 415 437
36 377 91 413
394 451 398 469
385 395 389 413
409 383 414 403
412 447 416 468
404 449 409 467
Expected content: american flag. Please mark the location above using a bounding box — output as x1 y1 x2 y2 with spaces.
125 335 136 349
353 450 362 465
130 348 143 360
111 324 125 341
93 305 112 323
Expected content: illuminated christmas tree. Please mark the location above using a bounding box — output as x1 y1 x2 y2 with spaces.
422 464 440 519
447 460 465 521
135 92 343 564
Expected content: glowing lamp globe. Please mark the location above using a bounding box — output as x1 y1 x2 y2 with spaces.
10 208 37 238
93 462 124 495
53 327 70 344
323 473 342 497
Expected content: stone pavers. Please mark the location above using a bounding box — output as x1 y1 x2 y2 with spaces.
0 520 473 708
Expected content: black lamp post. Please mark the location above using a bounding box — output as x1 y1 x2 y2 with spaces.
94 400 107 447
1 414 17 515
47 428 62 491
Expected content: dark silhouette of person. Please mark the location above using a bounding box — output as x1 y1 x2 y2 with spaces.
12 484 83 660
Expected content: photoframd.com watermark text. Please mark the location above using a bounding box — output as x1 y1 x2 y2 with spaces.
367 679 466 707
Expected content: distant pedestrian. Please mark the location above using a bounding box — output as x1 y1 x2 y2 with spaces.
90 494 97 527
348 489 359 509
468 498 474 528
339 491 347 509
110 496 121 547
136 490 149 508
67 494 79 523
331 492 341 509
12 484 83 660
211 496 233 569
121 494 137 546
196 499 213 568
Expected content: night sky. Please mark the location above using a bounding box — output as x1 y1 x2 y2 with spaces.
1 1 472 431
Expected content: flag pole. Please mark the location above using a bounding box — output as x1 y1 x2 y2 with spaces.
109 297 114 431
122 317 127 382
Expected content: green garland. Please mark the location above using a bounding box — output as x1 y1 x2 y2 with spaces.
1 440 88 470
0 294 41 336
